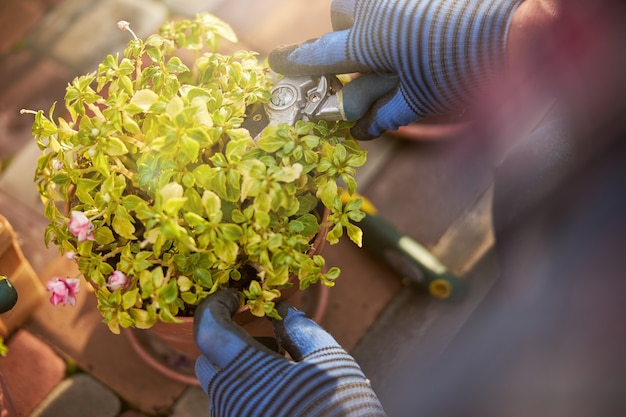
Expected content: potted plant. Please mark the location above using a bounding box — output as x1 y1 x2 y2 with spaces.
23 13 365 351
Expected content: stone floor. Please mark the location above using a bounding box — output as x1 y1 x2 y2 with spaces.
0 1 498 416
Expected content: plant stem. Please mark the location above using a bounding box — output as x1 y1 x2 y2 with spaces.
112 157 136 180
122 135 146 151
100 246 123 262
86 103 106 122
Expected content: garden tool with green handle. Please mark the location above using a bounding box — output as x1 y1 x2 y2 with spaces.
0 276 18 314
343 193 466 300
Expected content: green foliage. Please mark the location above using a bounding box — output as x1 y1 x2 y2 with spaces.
27 13 366 333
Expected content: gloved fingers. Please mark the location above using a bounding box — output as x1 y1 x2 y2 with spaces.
273 301 343 362
194 356 218 395
193 288 279 371
268 30 370 76
330 0 356 31
340 73 399 121
351 87 423 140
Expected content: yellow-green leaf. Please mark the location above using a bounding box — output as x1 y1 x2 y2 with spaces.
94 226 115 245
130 308 157 329
122 288 139 309
112 216 136 240
158 279 178 304
346 222 363 247
130 89 159 112
103 136 129 156
202 190 221 216
274 163 303 183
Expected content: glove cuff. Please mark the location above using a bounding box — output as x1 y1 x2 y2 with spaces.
422 0 522 113
206 345 386 417
350 0 522 115
448 0 522 102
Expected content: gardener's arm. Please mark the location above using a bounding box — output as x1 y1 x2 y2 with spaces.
268 0 562 140
193 289 386 417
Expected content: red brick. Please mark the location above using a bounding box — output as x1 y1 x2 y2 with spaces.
0 0 44 55
0 330 66 417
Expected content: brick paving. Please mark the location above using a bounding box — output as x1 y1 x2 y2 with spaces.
0 330 66 417
29 373 121 417
0 0 496 415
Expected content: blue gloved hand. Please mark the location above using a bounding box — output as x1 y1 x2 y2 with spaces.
269 0 521 140
194 289 386 417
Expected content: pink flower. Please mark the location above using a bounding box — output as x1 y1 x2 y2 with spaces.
106 271 129 291
68 211 95 242
46 276 80 306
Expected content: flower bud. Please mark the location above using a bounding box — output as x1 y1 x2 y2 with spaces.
106 271 129 291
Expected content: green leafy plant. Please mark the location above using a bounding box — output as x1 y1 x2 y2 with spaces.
23 13 366 333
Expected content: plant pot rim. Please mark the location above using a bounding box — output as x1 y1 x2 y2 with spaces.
126 281 330 385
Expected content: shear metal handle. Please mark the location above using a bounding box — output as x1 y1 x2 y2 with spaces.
267 75 345 126
243 73 400 140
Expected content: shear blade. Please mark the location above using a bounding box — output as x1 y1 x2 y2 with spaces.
242 102 270 139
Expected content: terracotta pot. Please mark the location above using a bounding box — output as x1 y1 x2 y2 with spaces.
0 215 45 339
126 208 332 385
126 283 329 385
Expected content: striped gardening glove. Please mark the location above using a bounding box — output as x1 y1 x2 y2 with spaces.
269 0 522 140
194 289 386 417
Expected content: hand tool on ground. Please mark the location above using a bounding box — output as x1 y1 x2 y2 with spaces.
343 193 466 300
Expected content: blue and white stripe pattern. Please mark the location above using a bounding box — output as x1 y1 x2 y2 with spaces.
203 344 386 416
194 292 386 417
346 0 521 115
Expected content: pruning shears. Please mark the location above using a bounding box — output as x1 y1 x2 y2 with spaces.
241 73 397 139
